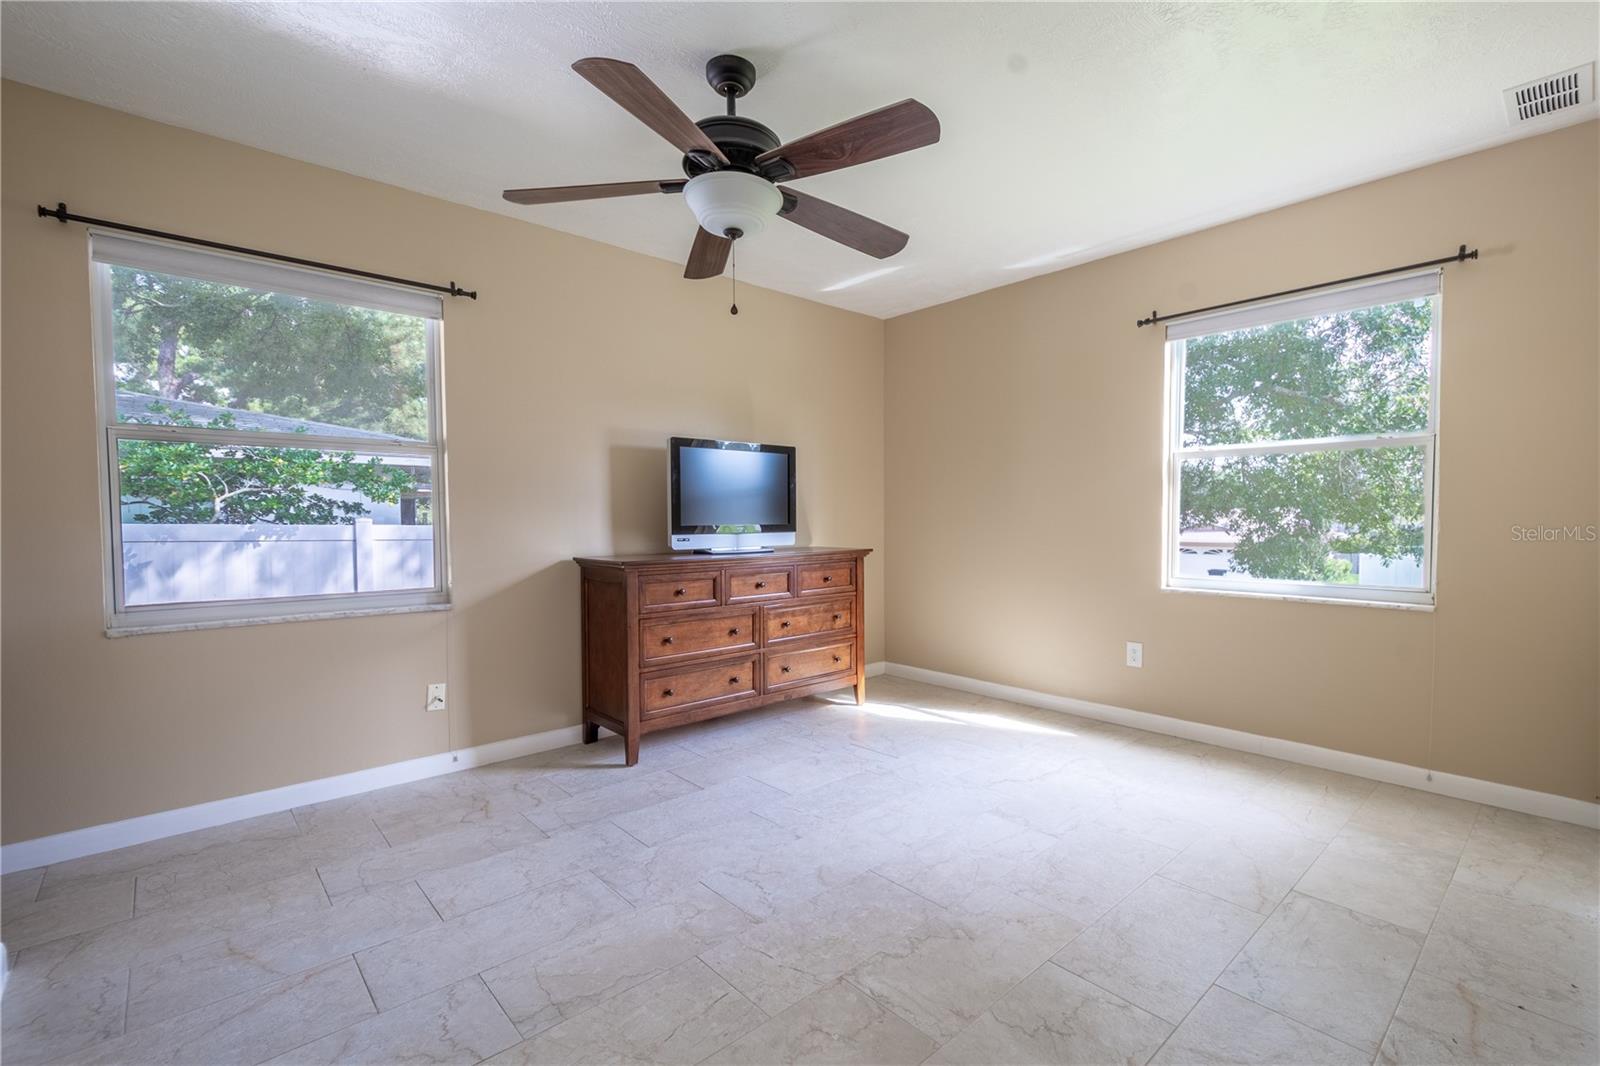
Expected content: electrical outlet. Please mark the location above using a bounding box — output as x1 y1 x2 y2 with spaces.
1125 642 1143 669
426 683 447 712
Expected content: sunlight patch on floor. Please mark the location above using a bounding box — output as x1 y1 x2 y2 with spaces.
821 694 1075 736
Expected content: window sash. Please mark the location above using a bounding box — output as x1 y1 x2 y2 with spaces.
109 420 440 457
104 434 449 628
1176 430 1434 460
91 242 450 630
1162 283 1440 606
1166 440 1435 601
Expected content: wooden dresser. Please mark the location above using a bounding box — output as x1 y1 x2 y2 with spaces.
573 547 870 765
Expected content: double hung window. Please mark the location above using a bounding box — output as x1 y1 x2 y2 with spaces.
92 235 449 631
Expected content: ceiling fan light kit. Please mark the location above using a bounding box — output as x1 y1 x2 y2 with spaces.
683 171 781 239
502 52 939 294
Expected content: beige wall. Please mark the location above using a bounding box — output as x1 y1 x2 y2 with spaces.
886 121 1599 804
4 80 1595 846
889 118 1600 797
1 83 886 844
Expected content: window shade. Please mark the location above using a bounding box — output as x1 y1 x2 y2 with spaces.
1164 270 1439 341
91 233 444 319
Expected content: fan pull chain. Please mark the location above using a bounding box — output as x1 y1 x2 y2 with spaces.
729 238 739 316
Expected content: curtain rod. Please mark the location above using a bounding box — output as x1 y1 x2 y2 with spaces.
1136 244 1476 328
37 202 478 300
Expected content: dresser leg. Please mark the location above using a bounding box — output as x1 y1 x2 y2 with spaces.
854 677 867 705
625 732 640 767
582 720 599 744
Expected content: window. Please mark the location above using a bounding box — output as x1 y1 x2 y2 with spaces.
91 234 449 631
1163 272 1439 606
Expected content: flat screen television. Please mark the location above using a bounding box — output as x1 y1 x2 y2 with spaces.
669 437 796 553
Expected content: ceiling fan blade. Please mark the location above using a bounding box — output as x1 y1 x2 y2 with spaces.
756 100 939 180
573 58 729 165
684 226 732 279
779 188 908 259
502 179 686 205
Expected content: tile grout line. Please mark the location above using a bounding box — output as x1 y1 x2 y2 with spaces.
1045 862 1212 1040
121 958 133 1037
418 878 446 923
472 972 525 1052
243 953 384 1066
314 866 335 907
606 817 653 849
1141 828 1340 1062
1216 794 1438 1056
1368 802 1485 1058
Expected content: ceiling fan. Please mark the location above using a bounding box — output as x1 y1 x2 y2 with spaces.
503 54 940 282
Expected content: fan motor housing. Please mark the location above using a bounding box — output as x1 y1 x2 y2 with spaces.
684 115 782 176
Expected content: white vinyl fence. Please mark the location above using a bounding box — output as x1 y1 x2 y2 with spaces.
122 519 433 605
1175 547 1424 587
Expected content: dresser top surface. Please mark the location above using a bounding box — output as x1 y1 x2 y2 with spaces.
574 546 871 569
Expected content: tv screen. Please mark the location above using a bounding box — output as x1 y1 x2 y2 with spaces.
669 438 796 549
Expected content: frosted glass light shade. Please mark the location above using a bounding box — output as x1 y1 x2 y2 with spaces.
683 171 781 238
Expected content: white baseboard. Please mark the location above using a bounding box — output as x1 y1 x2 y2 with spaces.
0 724 585 874
26 654 1565 872
1 668 893 875
884 662 1600 830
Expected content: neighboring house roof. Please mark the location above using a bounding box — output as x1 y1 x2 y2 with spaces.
117 391 401 441
1179 527 1240 549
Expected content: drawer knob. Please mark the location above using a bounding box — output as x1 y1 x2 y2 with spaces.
754 581 766 589
781 665 791 674
662 636 674 645
780 620 792 629
822 575 832 583
673 587 686 596
832 654 842 663
729 676 741 685
729 627 740 636
832 613 842 622
662 688 674 697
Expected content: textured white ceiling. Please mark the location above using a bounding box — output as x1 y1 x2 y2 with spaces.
3 3 1595 318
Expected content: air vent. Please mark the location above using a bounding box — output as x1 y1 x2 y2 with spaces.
1504 64 1593 125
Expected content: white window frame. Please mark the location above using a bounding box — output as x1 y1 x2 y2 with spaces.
89 232 452 634
1161 270 1441 608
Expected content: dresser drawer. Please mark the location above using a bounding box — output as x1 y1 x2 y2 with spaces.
766 641 854 691
642 657 757 717
640 611 756 665
797 560 855 595
640 573 720 612
764 598 853 643
726 567 793 603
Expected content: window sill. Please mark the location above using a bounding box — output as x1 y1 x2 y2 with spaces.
106 600 452 638
1161 584 1434 612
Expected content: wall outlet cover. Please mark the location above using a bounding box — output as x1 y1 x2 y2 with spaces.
426 683 447 712
1125 642 1143 669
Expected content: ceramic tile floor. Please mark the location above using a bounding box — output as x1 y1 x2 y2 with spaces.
3 675 1596 1065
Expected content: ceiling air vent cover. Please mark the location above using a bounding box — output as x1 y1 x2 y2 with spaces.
1504 64 1593 125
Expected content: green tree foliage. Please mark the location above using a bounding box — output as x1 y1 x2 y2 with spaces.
1179 300 1431 582
120 408 417 525
110 266 428 440
110 265 428 526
